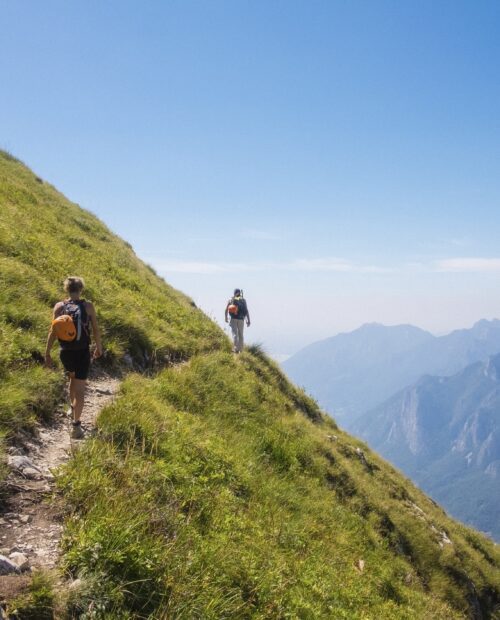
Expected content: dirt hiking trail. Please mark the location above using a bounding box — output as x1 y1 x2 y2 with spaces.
0 374 119 604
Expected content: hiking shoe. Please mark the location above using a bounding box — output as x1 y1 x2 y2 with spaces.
71 422 85 440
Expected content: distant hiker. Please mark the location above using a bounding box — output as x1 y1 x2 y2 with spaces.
44 277 103 439
225 288 250 353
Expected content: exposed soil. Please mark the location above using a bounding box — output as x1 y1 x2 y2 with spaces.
0 374 119 605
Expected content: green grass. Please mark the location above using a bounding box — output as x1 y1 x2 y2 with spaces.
2 151 500 619
6 572 56 620
0 151 226 366
0 150 227 479
58 351 500 619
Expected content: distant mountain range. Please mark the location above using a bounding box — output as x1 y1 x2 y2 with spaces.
283 319 500 426
283 319 500 540
353 354 500 540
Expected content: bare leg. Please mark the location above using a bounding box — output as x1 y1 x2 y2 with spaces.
69 373 76 413
72 379 86 423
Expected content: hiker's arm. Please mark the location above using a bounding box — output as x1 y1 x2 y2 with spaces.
244 300 250 326
87 302 103 358
52 301 64 320
224 303 229 323
44 328 57 367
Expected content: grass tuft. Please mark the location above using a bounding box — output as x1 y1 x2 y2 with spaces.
7 572 56 620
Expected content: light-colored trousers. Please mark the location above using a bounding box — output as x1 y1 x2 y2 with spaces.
230 318 245 352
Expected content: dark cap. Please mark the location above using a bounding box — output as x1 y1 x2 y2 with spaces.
234 288 241 296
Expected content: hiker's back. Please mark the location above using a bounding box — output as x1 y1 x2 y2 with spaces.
230 296 247 321
57 299 91 350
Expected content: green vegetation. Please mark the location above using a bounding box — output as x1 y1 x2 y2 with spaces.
7 572 56 620
1 151 500 618
58 351 500 618
0 150 226 472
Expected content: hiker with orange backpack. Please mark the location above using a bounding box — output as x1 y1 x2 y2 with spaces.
225 288 250 353
44 277 103 439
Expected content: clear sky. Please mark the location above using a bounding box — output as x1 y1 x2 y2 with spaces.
1 1 500 357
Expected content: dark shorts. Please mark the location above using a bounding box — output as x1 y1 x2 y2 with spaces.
60 348 91 380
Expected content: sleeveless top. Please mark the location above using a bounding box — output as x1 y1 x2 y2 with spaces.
57 299 91 350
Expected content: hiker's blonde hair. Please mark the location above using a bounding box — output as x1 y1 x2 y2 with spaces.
63 276 85 294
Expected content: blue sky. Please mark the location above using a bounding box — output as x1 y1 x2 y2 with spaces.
1 1 500 356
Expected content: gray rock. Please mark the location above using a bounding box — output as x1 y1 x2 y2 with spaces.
69 578 83 590
22 467 42 479
8 455 34 470
0 554 20 575
9 552 29 572
7 447 24 456
355 447 371 470
7 456 42 475
19 515 31 524
439 530 452 547
9 546 23 553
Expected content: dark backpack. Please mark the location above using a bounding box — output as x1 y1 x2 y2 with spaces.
59 299 90 350
230 296 247 320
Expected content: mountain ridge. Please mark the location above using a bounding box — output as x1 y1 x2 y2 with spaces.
353 352 500 541
283 319 500 424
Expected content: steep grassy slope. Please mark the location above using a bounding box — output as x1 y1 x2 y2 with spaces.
56 350 500 619
1 152 500 619
0 150 226 456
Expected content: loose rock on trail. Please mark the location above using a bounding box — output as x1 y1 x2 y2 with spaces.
0 374 119 605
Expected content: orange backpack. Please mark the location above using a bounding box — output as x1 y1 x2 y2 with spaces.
228 303 239 316
51 314 77 341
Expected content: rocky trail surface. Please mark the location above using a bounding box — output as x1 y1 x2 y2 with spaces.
0 375 119 606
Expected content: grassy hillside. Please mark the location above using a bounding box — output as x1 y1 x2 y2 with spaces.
1 152 500 619
0 150 226 453
57 351 500 619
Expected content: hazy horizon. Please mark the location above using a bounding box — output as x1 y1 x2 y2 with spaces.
2 1 499 358
140 253 500 357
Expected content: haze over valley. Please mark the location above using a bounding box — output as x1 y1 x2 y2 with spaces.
283 319 500 539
